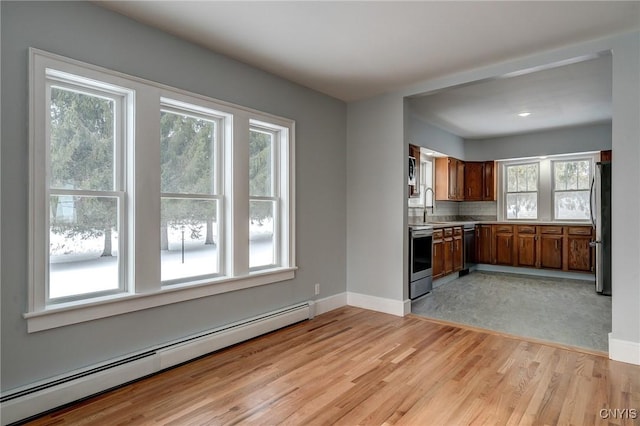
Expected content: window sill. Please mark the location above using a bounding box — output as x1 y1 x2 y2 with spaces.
24 267 297 333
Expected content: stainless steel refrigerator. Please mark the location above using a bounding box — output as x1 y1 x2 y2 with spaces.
590 159 612 295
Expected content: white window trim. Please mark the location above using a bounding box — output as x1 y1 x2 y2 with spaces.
28 48 296 332
497 152 598 222
45 75 132 304
503 161 540 220
159 98 226 285
551 157 594 221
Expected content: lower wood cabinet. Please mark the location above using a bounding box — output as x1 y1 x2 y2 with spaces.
516 225 537 267
474 223 593 274
432 229 444 279
453 227 463 272
433 227 463 280
567 227 594 272
540 234 563 269
443 228 454 275
540 226 563 270
476 225 492 264
493 225 514 266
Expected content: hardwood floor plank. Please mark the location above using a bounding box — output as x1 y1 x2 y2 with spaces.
24 307 640 426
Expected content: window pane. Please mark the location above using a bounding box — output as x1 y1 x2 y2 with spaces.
507 164 538 192
506 193 537 219
507 166 518 192
250 129 273 197
250 200 275 268
555 191 590 220
49 195 119 298
555 160 591 191
161 198 219 281
50 87 115 191
525 164 538 191
161 110 216 194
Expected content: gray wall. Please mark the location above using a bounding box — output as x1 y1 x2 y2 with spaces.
346 94 407 301
347 31 640 364
407 112 465 159
1 1 346 391
464 122 612 161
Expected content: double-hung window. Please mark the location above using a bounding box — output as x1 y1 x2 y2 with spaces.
505 163 539 219
552 159 592 220
249 124 288 270
160 100 224 283
28 49 295 332
499 153 596 222
40 70 133 305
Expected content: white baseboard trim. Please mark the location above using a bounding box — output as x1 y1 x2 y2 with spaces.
346 292 408 317
609 333 640 365
0 302 313 425
314 292 347 316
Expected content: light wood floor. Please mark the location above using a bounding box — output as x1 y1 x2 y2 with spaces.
26 307 640 425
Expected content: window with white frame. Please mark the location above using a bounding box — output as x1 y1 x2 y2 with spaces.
249 125 277 269
505 163 539 219
553 159 592 220
499 153 596 222
28 49 295 331
45 72 132 303
160 100 224 283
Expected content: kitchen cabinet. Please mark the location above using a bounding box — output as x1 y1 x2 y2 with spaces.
435 157 464 201
540 226 563 269
482 161 496 201
432 229 444 279
453 227 463 271
493 225 514 265
464 162 484 200
463 161 496 201
567 226 594 272
472 222 594 275
476 224 492 264
456 160 465 200
443 228 454 275
516 225 537 267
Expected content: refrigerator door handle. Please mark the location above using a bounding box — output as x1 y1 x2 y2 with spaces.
590 175 596 228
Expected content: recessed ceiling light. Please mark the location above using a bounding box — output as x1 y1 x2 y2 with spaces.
518 112 531 117
426 152 434 156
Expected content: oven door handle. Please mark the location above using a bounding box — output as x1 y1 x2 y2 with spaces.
411 230 433 238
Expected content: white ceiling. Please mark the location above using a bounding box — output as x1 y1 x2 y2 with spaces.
409 54 613 139
95 1 637 138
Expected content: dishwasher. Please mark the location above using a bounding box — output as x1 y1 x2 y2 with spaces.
461 224 476 276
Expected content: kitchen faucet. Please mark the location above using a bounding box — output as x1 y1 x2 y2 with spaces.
423 187 434 222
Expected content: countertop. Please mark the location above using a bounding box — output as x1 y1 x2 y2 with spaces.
409 220 594 230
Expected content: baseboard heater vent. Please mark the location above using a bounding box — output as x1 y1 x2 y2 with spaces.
1 301 314 425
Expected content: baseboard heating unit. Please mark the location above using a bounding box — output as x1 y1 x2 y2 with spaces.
0 301 315 425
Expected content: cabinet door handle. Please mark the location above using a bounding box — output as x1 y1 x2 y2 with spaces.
555 240 558 249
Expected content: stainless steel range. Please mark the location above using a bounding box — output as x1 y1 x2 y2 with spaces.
409 225 433 299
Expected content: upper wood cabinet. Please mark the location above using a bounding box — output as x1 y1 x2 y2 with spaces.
464 162 484 200
483 161 496 201
435 157 464 201
464 161 496 201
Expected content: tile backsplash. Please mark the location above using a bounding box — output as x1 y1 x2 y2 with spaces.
409 200 497 222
